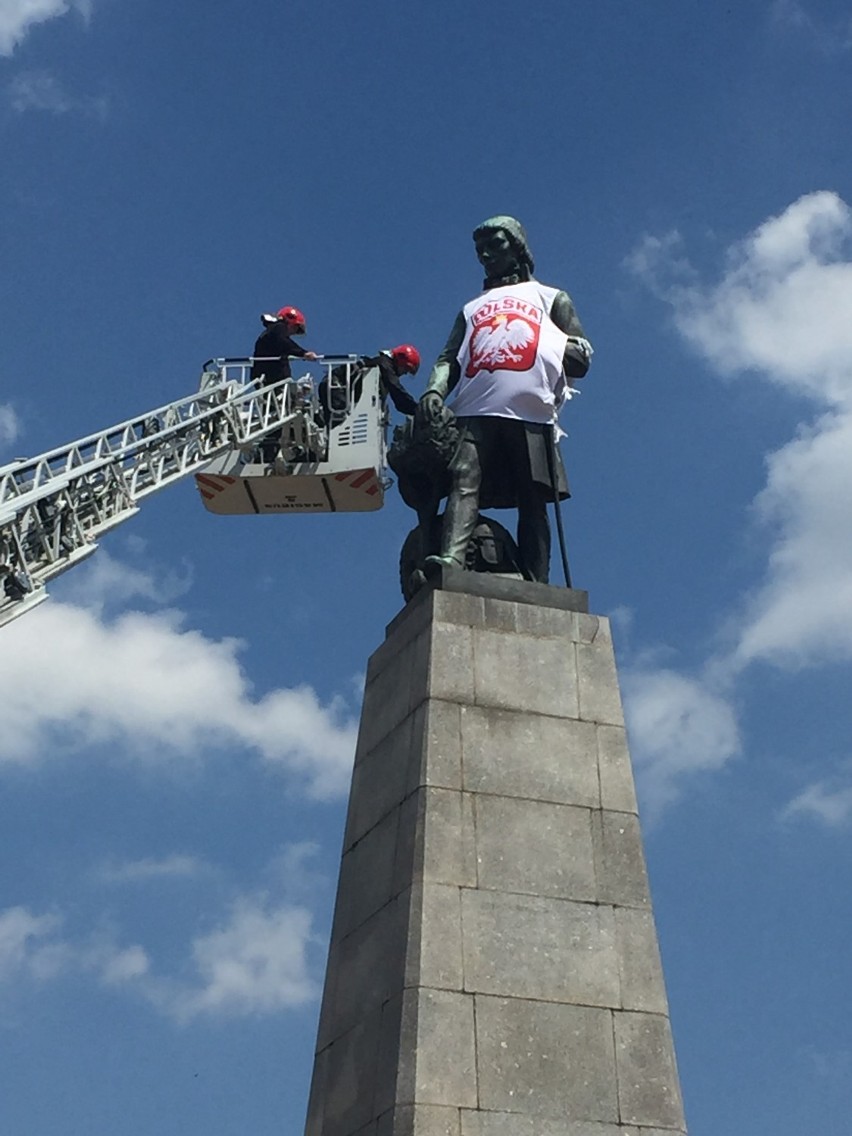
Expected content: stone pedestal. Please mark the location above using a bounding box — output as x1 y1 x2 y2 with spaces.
304 573 687 1136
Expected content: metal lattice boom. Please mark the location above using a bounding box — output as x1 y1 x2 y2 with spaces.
0 361 339 627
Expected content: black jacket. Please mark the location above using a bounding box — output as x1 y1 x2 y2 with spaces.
251 325 307 384
364 354 418 416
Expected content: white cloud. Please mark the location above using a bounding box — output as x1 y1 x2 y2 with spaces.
0 907 142 985
261 842 325 898
622 668 741 817
0 402 20 447
623 230 697 296
782 779 852 827
98 855 208 884
0 838 323 1020
770 1 852 53
630 192 852 678
7 69 109 118
160 899 318 1022
771 0 810 30
59 547 191 614
0 0 90 56
0 557 358 799
733 410 852 668
0 906 62 980
0 890 319 1022
803 1045 852 1080
630 192 852 404
99 944 150 984
8 68 70 111
673 192 852 406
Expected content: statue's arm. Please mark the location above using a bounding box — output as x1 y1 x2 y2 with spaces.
423 311 465 400
551 291 592 379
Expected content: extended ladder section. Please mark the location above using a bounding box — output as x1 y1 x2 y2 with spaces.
0 363 331 628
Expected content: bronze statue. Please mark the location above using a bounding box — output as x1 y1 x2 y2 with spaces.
416 216 592 584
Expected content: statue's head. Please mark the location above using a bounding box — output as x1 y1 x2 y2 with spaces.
472 215 535 283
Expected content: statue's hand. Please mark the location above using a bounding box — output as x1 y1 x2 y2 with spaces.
417 390 444 425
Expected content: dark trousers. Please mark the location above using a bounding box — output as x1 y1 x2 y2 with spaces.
442 417 551 583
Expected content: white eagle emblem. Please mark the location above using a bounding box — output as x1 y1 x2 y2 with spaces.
467 314 539 376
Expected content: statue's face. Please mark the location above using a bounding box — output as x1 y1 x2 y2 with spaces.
474 228 518 278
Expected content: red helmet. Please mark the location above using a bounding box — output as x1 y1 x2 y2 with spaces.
277 306 306 333
390 344 421 375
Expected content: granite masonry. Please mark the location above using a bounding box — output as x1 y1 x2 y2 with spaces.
304 572 688 1136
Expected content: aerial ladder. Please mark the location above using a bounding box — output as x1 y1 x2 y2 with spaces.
0 357 389 629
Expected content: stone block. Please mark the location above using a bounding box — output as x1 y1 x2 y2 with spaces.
461 1117 635 1136
396 988 478 1109
406 628 433 714
591 811 650 909
346 714 415 850
474 795 596 902
318 894 407 1049
406 700 463 794
472 628 578 718
615 907 669 1015
335 808 401 939
406 883 463 992
377 1105 462 1136
512 603 579 640
313 935 341 1058
431 567 588 613
304 1041 328 1136
461 891 619 1007
316 1007 384 1136
614 1012 686 1130
433 589 487 629
359 634 423 754
374 992 405 1118
460 706 599 808
621 1130 684 1136
460 792 478 886
474 996 618 1122
575 613 603 643
577 621 624 726
404 787 477 890
422 622 476 705
478 595 522 633
596 725 638 815
393 793 418 900
384 584 437 645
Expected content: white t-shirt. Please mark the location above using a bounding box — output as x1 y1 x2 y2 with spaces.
449 281 569 423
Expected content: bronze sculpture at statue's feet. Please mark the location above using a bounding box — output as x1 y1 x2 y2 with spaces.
399 511 524 601
389 401 527 601
393 215 592 598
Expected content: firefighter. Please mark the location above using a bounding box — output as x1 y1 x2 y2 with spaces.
251 306 319 462
320 344 421 424
368 344 421 416
251 306 318 386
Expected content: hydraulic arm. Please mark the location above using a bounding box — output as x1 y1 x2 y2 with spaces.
0 364 313 628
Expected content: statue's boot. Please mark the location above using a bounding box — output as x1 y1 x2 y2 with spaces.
422 556 458 578
430 485 480 571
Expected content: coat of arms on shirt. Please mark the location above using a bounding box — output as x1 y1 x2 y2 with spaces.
466 295 543 377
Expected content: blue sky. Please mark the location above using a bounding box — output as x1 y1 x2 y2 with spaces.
1 1 852 1133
